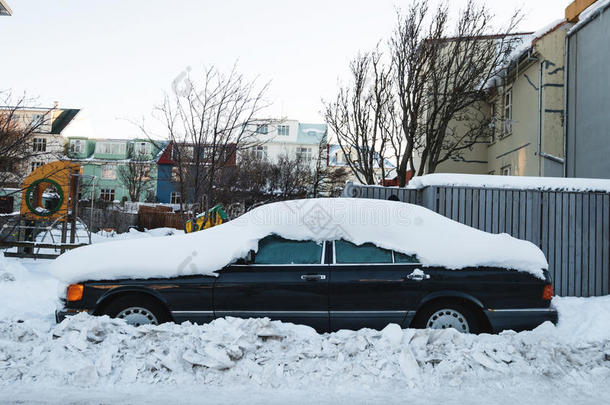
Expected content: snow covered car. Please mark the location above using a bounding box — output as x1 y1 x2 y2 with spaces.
54 198 557 333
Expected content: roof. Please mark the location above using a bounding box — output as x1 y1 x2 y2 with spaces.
0 0 11 16
296 123 327 145
568 0 610 36
51 109 80 134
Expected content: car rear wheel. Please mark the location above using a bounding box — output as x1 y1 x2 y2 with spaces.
103 295 169 327
413 301 479 334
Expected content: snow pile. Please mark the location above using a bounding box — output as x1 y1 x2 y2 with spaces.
406 173 610 192
51 198 548 283
0 257 59 321
0 310 609 390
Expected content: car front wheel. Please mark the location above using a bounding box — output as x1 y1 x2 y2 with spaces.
103 295 169 327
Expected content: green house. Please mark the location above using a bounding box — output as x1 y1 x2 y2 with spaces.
67 137 165 203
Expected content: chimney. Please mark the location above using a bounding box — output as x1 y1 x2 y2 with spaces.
566 0 598 23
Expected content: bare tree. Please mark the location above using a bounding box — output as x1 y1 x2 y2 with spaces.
310 138 349 197
390 0 523 176
269 152 311 198
327 0 523 184
324 51 394 185
0 92 54 189
141 64 270 218
117 157 155 202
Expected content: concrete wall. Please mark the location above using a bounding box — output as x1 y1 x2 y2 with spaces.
567 5 610 178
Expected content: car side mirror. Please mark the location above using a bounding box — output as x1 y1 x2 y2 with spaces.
245 250 255 264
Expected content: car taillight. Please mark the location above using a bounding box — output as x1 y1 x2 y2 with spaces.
67 284 84 301
542 284 554 300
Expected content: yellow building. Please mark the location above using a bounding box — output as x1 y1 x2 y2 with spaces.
435 0 602 178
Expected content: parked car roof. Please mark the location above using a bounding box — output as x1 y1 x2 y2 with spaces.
51 198 548 283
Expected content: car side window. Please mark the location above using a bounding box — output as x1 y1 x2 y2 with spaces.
394 251 419 264
335 240 393 264
254 235 323 264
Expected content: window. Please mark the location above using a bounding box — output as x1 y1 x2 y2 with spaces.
296 147 312 162
501 165 511 176
394 252 419 263
30 161 44 173
70 139 83 154
170 191 181 204
96 142 126 155
255 145 268 160
503 89 512 135
256 124 268 134
134 141 152 157
335 240 392 264
100 189 115 201
172 145 194 161
31 114 44 127
32 138 46 152
278 125 289 136
253 235 323 264
101 164 117 180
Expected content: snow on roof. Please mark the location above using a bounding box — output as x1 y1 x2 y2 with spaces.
406 173 610 193
51 198 547 283
569 0 610 35
484 20 566 89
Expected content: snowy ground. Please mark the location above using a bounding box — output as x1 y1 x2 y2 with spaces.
1 230 609 404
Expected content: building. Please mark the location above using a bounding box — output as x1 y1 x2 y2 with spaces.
0 104 80 187
246 120 328 166
432 0 610 179
156 141 237 204
67 137 165 202
326 144 396 185
434 23 571 177
0 0 11 16
566 0 610 178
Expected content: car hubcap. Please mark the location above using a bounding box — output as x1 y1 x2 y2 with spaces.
116 307 158 326
426 308 469 333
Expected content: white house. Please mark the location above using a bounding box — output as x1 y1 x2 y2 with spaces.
248 120 327 166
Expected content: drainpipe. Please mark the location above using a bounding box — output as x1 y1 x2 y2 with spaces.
563 34 569 177
537 60 543 177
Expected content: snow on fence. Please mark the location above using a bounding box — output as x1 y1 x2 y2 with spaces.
343 179 610 297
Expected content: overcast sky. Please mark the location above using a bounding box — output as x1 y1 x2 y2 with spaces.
1 0 572 139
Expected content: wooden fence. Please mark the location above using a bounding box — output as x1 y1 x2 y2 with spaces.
343 182 609 297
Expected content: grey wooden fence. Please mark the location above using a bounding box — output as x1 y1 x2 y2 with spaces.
343 182 610 297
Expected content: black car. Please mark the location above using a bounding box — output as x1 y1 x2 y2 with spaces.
56 235 557 333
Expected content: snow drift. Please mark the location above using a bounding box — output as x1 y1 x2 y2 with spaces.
0 310 609 391
51 198 548 283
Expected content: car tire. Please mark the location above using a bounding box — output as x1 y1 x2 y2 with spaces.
412 300 480 334
103 295 169 327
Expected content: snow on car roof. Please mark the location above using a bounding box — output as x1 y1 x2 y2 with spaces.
51 198 547 283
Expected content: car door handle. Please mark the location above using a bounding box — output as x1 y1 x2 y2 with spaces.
405 269 430 281
301 274 327 281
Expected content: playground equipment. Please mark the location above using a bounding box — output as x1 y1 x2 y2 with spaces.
185 204 228 233
0 161 94 259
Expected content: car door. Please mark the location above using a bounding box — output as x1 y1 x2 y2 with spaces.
329 240 429 331
214 235 330 332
